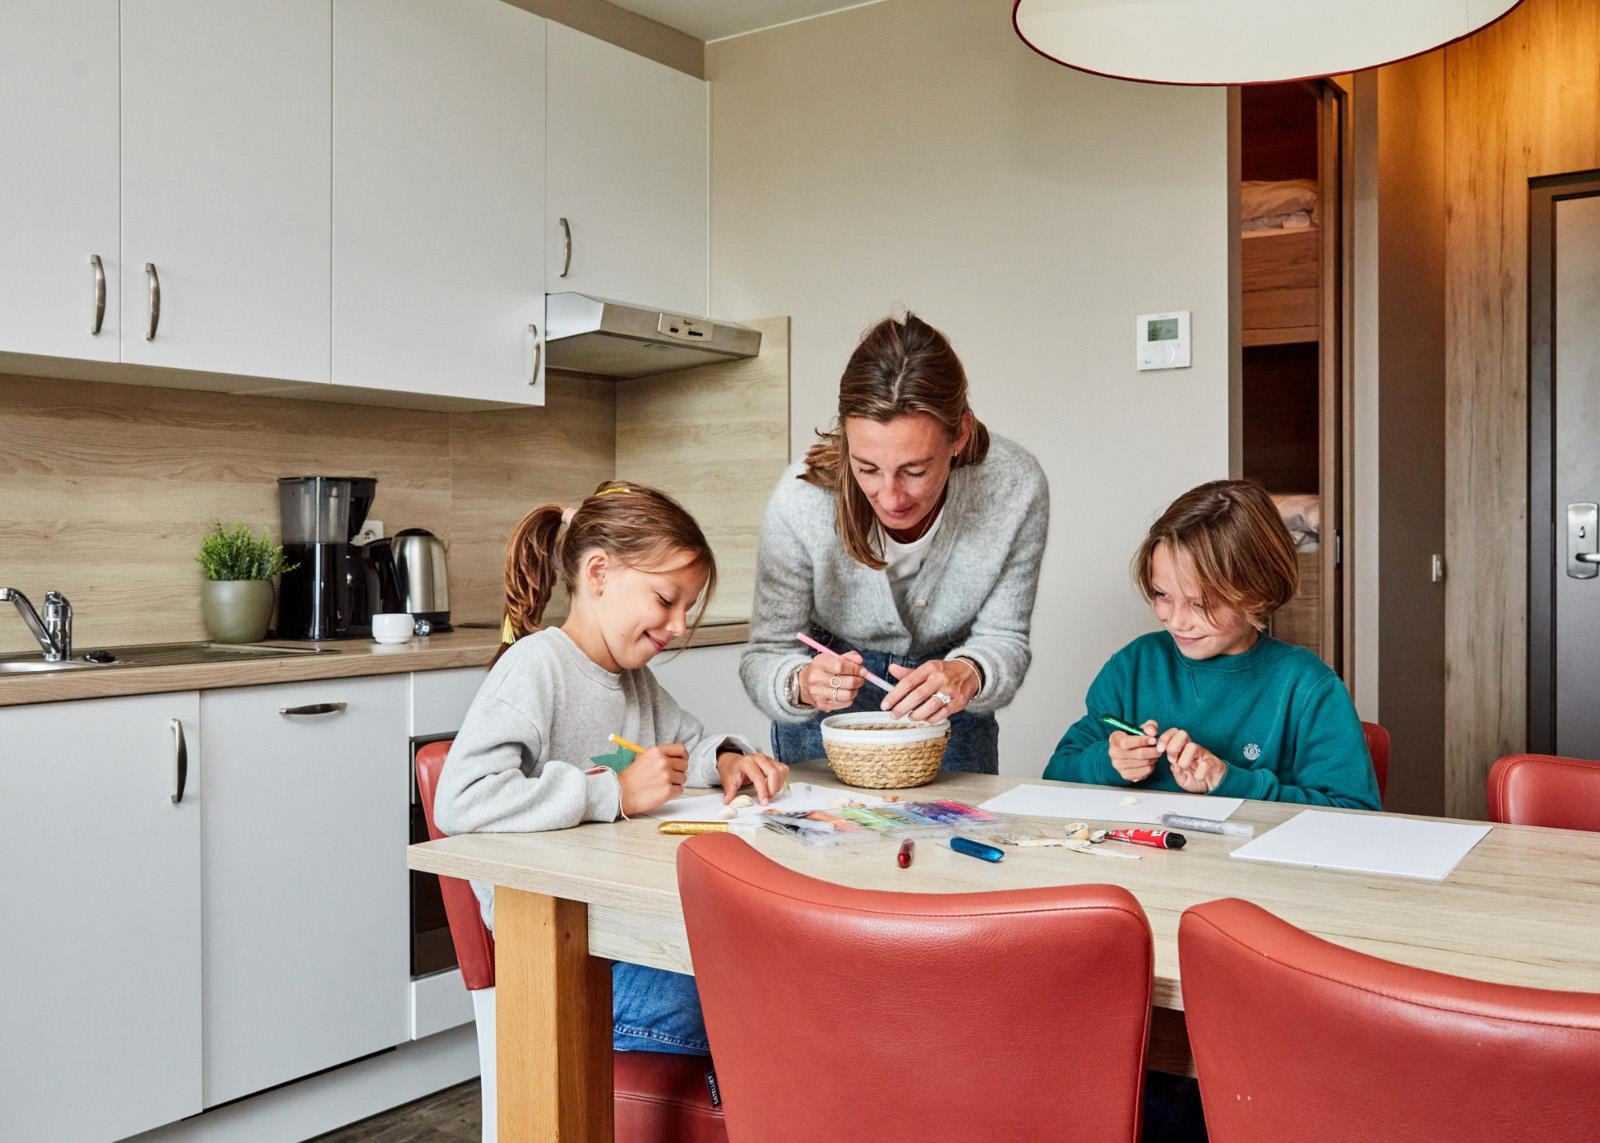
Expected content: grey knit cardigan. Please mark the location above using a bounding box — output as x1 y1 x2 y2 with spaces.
740 432 1050 722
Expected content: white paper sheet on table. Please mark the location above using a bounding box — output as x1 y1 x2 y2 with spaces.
639 781 884 832
977 784 1243 824
1228 809 1491 881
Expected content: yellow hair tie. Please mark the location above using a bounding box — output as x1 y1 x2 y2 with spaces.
501 615 517 645
595 484 630 497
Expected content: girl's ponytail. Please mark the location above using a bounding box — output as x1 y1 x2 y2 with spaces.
492 503 566 667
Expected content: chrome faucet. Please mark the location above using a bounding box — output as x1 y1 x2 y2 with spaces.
0 588 73 662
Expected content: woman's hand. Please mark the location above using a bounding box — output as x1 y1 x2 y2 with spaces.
618 744 688 815
798 650 867 713
717 751 789 804
1159 727 1229 794
881 658 981 723
1108 719 1161 782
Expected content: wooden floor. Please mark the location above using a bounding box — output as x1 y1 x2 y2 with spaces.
310 1080 480 1142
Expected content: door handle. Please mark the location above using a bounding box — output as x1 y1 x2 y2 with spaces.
1568 503 1598 579
278 702 348 716
144 262 161 340
90 254 105 335
559 217 572 278
170 718 188 804
528 322 542 386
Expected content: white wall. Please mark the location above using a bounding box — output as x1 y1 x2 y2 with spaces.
705 0 1231 776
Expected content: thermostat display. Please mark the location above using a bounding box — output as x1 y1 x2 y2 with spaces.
1136 311 1191 371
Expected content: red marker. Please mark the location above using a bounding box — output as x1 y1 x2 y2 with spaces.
1104 827 1186 850
897 839 915 868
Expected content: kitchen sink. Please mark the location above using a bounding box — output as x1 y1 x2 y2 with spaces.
0 642 338 677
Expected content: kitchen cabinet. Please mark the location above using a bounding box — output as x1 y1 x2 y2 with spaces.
120 0 332 381
547 21 709 318
199 674 410 1106
0 692 202 1142
332 0 547 405
0 0 121 361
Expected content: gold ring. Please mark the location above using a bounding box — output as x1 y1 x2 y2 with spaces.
829 686 840 703
829 675 842 688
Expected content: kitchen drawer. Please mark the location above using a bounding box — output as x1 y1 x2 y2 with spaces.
411 665 489 738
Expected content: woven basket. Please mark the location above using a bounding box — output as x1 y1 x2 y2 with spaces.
819 713 950 789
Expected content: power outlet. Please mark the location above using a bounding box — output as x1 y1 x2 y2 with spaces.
354 519 383 545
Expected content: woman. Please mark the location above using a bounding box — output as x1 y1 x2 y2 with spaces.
740 312 1049 773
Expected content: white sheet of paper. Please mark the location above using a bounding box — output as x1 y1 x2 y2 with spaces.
977 784 1243 824
1228 809 1491 881
639 781 883 832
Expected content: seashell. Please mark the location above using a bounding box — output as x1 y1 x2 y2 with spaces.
730 794 754 809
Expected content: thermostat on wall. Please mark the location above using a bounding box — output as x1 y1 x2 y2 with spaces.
1136 311 1191 371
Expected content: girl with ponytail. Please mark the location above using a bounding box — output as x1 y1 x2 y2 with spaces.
436 479 786 1057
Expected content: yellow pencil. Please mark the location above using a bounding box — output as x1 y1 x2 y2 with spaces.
609 733 646 755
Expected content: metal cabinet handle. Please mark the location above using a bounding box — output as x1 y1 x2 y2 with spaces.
278 702 348 716
144 262 161 340
559 217 572 278
528 322 541 386
170 718 188 804
1580 553 1600 564
90 254 105 335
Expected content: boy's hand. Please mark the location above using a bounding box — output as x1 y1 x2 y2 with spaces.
1159 728 1229 793
718 751 789 804
1108 719 1161 782
618 744 688 815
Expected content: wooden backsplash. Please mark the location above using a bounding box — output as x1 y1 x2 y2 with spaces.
0 318 788 656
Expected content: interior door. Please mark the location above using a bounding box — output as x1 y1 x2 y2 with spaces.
1529 174 1600 759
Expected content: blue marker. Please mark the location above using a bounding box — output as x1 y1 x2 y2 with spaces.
949 836 1005 863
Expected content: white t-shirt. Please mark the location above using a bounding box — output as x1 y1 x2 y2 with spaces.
877 508 944 617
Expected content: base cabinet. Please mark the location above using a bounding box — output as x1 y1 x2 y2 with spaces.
0 693 203 1142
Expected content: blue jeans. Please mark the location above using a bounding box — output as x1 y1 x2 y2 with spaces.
611 961 709 1055
770 636 1000 775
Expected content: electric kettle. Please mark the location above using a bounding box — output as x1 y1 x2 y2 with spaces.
391 528 451 632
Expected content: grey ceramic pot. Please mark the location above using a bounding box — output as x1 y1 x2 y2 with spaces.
201 579 274 643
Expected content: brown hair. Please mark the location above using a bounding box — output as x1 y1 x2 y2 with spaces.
800 312 990 568
492 480 717 667
1133 479 1298 630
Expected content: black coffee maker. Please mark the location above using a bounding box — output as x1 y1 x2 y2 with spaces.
275 476 403 639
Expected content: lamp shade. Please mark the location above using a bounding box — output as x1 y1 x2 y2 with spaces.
1013 0 1523 85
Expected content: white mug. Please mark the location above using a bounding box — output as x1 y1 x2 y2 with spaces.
371 613 414 644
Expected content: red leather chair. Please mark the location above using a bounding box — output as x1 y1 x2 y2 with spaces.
1487 753 1600 830
1179 897 1600 1140
1360 720 1389 804
677 832 1153 1142
414 740 726 1143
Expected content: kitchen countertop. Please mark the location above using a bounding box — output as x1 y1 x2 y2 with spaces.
0 621 750 708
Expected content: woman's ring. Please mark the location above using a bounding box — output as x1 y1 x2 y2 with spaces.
829 686 840 704
829 675 842 688
935 691 953 706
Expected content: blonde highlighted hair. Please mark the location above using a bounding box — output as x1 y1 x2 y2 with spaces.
800 312 989 569
1133 479 1298 631
493 480 716 667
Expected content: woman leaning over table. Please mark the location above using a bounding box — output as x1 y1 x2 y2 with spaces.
739 312 1049 773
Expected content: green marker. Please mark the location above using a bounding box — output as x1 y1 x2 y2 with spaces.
1098 713 1149 737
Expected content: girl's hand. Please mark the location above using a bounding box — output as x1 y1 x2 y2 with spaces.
799 650 867 713
882 659 980 723
718 751 789 804
618 744 688 815
1159 728 1229 794
1109 719 1161 782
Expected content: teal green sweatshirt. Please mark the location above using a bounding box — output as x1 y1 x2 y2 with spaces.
1044 632 1380 809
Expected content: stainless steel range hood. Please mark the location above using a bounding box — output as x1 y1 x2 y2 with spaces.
544 292 762 379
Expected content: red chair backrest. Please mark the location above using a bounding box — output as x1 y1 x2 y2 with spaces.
1361 720 1389 804
1180 897 1600 1141
414 739 495 991
677 833 1153 1143
1487 753 1600 830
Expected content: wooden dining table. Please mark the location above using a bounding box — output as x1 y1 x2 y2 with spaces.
406 765 1600 1141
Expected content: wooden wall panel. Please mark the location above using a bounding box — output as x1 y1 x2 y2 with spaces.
1442 0 1600 817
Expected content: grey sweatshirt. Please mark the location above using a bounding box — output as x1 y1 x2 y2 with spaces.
741 432 1050 721
434 626 752 929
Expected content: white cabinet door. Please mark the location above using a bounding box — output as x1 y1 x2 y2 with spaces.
120 0 331 381
0 0 121 361
333 0 546 405
200 675 410 1106
547 22 708 317
0 693 202 1141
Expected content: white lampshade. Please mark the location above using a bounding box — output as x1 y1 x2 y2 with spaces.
1013 0 1523 85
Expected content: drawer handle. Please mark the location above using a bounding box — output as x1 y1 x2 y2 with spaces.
278 702 348 717
170 718 188 804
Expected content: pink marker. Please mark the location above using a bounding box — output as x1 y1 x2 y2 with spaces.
794 631 893 693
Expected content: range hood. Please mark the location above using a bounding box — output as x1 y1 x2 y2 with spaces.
544 292 762 379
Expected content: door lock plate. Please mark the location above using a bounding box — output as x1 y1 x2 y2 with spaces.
1568 502 1599 579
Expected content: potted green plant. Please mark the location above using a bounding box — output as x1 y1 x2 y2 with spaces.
196 522 297 643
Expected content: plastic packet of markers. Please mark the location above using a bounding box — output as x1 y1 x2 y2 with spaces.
760 799 1015 847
